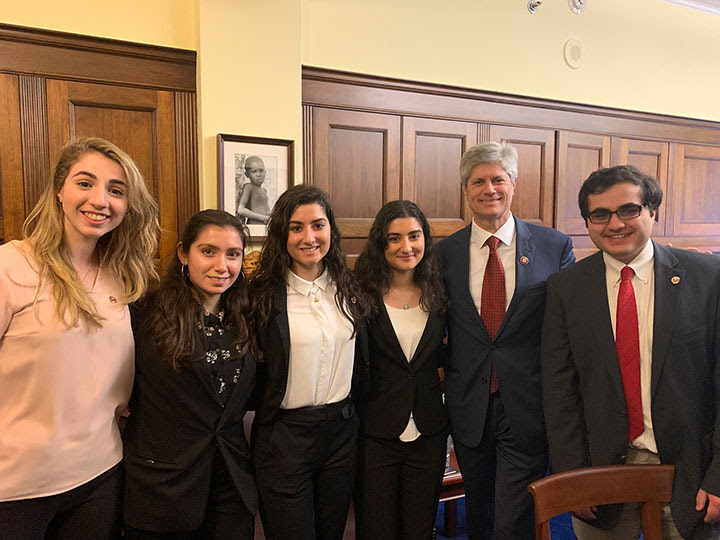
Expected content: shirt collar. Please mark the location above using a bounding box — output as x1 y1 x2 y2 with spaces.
286 267 329 296
603 240 654 286
470 213 515 248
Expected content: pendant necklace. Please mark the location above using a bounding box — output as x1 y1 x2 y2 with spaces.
392 288 414 310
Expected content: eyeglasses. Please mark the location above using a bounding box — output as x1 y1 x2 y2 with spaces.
587 203 646 224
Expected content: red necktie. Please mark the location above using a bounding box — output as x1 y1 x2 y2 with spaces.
616 266 644 442
481 236 505 394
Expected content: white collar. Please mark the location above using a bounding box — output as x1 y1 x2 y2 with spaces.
470 213 515 248
603 240 654 286
285 267 330 296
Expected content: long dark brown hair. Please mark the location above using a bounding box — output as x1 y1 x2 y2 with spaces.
354 200 448 314
250 184 371 333
148 210 255 371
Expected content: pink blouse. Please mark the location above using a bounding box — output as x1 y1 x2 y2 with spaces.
0 240 134 501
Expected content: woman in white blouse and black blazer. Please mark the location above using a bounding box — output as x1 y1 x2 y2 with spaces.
353 200 449 540
249 185 371 540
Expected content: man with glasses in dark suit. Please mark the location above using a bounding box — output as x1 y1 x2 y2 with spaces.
542 165 720 540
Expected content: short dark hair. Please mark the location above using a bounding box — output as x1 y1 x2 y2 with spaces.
578 165 663 220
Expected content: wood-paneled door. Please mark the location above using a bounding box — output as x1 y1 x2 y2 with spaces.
311 107 401 258
47 79 179 267
489 125 555 228
669 143 720 237
0 74 23 243
613 138 670 236
402 117 477 236
556 131 611 235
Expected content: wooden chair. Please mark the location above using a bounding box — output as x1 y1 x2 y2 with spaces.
527 464 674 540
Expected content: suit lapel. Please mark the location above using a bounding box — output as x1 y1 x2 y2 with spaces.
583 253 625 391
651 243 682 396
218 352 257 427
273 282 291 372
503 217 535 329
188 331 225 407
375 302 412 368
451 224 491 338
409 312 441 368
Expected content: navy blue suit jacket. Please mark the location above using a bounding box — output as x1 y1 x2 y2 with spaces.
436 217 574 454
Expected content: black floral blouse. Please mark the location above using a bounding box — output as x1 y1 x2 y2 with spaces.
200 310 245 406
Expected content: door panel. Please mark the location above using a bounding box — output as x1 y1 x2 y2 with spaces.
46 80 178 267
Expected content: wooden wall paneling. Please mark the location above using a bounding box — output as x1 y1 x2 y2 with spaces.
303 105 313 184
0 73 24 242
402 117 477 237
489 125 555 228
556 131 611 234
46 79 179 267
669 143 720 237
18 75 50 216
303 68 720 146
312 107 401 246
615 138 669 236
0 24 196 92
174 91 199 235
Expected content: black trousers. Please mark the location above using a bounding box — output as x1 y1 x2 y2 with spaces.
253 399 359 540
123 450 254 540
354 430 447 540
0 463 123 540
453 392 549 540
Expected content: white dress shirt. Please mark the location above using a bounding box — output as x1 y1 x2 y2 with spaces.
469 215 517 316
603 240 657 452
385 304 429 442
281 268 356 409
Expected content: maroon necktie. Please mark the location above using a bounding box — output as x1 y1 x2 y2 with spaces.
481 236 505 393
616 266 644 442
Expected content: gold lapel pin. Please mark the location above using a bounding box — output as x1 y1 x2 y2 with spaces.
671 276 680 285
520 256 529 265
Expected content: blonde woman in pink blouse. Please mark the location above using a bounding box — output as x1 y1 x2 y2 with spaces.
0 137 159 540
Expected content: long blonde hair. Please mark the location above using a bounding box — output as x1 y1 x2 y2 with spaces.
22 137 160 328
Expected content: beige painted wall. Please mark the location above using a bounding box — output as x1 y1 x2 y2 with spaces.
2 0 719 207
0 0 197 49
302 0 720 122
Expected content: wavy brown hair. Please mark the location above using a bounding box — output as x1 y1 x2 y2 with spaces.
354 200 448 315
250 184 371 334
147 210 256 371
23 137 159 328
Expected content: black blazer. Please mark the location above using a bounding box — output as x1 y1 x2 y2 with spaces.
254 282 369 425
541 243 720 539
357 303 448 439
123 298 257 532
436 217 575 453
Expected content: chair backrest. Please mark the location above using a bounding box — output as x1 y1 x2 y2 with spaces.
527 464 674 540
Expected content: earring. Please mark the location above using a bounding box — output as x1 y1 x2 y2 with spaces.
239 270 246 280
181 264 188 278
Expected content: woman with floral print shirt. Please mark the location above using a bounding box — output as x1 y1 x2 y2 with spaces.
123 210 258 540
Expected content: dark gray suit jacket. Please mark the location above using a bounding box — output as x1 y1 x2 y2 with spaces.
436 217 575 454
541 243 720 539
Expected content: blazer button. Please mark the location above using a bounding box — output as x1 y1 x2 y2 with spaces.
481 377 488 384
408 374 414 380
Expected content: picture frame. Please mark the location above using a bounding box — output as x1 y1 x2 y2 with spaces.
217 134 294 240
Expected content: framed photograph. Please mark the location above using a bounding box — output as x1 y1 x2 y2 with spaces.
218 134 294 240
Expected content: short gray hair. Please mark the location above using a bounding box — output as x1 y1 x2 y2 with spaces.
459 141 518 185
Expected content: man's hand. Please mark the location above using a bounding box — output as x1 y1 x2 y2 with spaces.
696 488 720 523
571 506 598 521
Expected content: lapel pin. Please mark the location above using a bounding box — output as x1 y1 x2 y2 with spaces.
520 256 529 265
671 276 680 285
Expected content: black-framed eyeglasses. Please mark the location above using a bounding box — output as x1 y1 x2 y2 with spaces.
587 203 646 224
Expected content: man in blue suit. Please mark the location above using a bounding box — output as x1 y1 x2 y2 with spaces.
436 141 575 539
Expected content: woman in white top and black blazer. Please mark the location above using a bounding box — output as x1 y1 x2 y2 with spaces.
353 200 449 540
249 185 371 540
